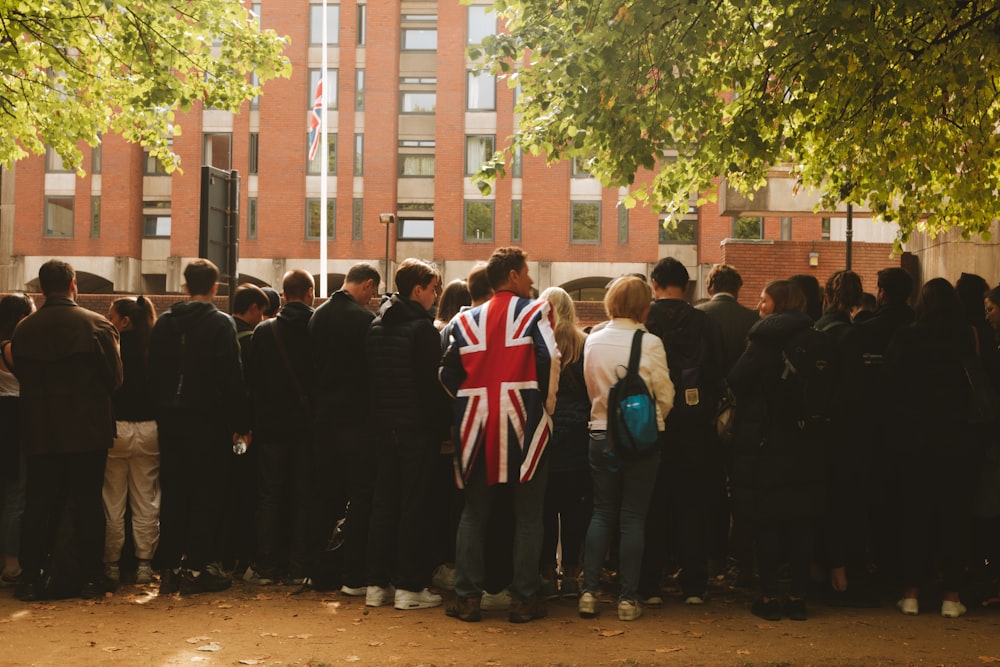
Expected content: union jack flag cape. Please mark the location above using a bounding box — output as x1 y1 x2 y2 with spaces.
440 291 561 488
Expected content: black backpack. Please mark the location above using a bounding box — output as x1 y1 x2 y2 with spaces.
656 309 720 423
778 327 838 430
608 331 660 458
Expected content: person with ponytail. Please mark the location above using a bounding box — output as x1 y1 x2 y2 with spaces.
103 296 160 585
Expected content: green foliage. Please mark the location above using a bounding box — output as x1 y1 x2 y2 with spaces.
0 0 290 173
474 0 1000 245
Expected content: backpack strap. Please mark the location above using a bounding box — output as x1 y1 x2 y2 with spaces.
628 329 644 376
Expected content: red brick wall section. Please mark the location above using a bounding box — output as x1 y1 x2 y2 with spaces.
721 240 899 309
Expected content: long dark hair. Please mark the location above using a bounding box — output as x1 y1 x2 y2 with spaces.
0 293 35 340
916 278 961 324
110 295 157 362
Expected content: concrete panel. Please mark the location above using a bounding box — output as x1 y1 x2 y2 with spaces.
720 174 871 216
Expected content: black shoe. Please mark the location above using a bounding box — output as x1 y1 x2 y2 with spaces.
159 569 181 595
751 597 782 621
80 579 106 600
180 568 232 595
785 597 807 621
14 575 43 602
509 595 547 623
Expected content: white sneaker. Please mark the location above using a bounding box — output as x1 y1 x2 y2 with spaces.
394 587 443 610
578 591 598 618
618 599 643 621
431 564 456 591
481 588 512 611
340 584 366 596
941 600 966 618
897 598 919 616
684 595 705 605
136 560 154 585
365 584 395 607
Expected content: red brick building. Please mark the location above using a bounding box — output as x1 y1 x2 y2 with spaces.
0 1 899 301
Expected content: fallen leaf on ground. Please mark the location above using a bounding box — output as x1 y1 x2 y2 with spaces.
736 649 750 656
368 641 383 646
238 660 260 665
655 646 685 653
196 643 221 652
599 629 625 637
289 634 313 639
186 636 210 644
259 632 277 637
217 604 233 609
979 658 1000 664
345 656 360 663
484 626 503 633
686 631 703 638
102 647 121 652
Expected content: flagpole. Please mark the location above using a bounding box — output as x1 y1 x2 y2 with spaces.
319 0 329 298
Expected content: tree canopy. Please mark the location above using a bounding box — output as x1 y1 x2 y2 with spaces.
473 0 1000 244
0 0 290 172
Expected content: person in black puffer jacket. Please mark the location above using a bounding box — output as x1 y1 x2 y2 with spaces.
364 258 452 611
728 279 828 622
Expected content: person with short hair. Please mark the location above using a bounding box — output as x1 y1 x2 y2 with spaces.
148 259 251 595
13 260 123 601
578 276 674 622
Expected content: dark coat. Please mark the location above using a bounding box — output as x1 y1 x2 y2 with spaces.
248 301 315 442
12 296 122 456
727 311 827 520
308 289 375 425
148 299 250 434
696 293 759 374
366 294 450 439
113 329 156 423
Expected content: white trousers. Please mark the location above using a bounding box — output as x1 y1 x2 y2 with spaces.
103 420 160 562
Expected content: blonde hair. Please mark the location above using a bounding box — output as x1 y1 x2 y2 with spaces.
540 286 586 366
604 276 652 322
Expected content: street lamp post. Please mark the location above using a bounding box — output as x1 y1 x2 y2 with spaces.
378 212 396 292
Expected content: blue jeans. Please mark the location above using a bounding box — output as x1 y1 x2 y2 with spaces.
582 432 660 602
454 456 548 601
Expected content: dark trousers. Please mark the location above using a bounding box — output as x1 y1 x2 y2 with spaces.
220 441 257 570
541 467 591 574
756 517 814 599
311 422 375 588
256 438 312 578
20 450 107 582
366 429 438 592
157 415 229 571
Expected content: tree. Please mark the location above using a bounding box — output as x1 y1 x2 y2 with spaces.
0 0 290 172
473 0 1000 245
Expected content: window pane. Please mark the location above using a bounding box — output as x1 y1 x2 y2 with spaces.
204 133 232 171
309 4 340 44
352 198 363 240
402 29 437 50
357 4 366 45
307 133 337 174
399 154 435 176
617 204 628 243
465 135 494 176
306 199 336 239
308 69 338 109
45 147 70 173
659 217 697 243
92 141 102 174
571 202 600 242
355 69 365 110
512 146 522 178
143 215 171 238
780 216 792 241
733 215 762 239
467 6 496 45
44 197 74 237
90 196 100 238
249 132 259 175
464 201 494 241
247 197 258 239
511 200 522 243
397 218 434 240
354 133 363 175
401 92 436 113
144 151 169 175
467 71 495 110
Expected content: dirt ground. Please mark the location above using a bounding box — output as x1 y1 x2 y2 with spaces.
0 575 998 667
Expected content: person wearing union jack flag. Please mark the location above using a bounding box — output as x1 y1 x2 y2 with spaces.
440 246 561 624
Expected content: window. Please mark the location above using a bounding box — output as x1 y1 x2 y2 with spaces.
92 140 102 174
617 204 628 244
352 198 363 240
467 71 495 111
309 4 340 45
44 197 74 237
464 200 494 241
250 72 260 109
399 139 435 177
512 146 522 178
308 69 338 109
732 215 762 239
247 198 258 239
90 196 100 238
571 202 600 242
467 5 496 45
659 210 697 243
511 200 522 243
402 28 437 50
571 157 593 178
204 133 232 171
249 133 259 175
354 134 363 175
307 133 337 174
143 215 171 238
144 150 169 175
306 198 336 239
357 3 366 46
401 91 436 113
465 135 494 176
821 216 831 240
355 69 365 111
250 2 261 23
780 216 792 241
397 217 434 240
45 147 71 173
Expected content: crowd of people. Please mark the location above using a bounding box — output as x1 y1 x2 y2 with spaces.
0 249 998 626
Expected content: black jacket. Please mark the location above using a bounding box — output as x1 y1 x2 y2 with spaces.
148 300 249 434
249 301 315 442
728 311 827 520
309 289 374 425
113 329 156 423
365 295 450 439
